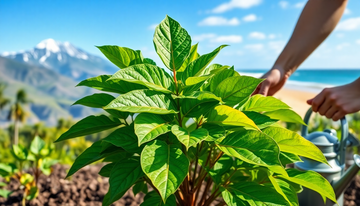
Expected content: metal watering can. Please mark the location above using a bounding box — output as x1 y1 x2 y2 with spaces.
295 108 360 206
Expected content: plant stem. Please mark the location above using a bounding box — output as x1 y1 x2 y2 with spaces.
215 201 226 206
203 187 221 206
175 190 185 206
196 116 204 129
199 178 212 206
173 68 179 96
176 98 182 127
191 156 199 190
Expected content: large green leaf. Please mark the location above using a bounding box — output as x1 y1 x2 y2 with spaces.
224 182 289 206
202 63 227 76
178 43 199 72
206 105 259 130
109 64 175 94
171 125 208 149
185 75 212 86
144 58 157 66
141 140 189 202
133 180 148 196
104 89 177 114
66 140 126 177
201 123 226 142
217 130 281 167
55 115 122 142
262 127 328 165
181 45 227 84
98 162 116 177
181 91 221 117
214 76 263 107
153 15 191 71
279 152 302 166
73 93 115 108
279 168 337 204
97 46 143 69
208 156 233 184
141 191 176 206
103 157 143 206
77 75 146 94
135 113 172 145
267 174 295 206
207 66 239 92
243 111 278 129
263 109 306 125
103 126 141 153
222 189 250 206
239 94 291 112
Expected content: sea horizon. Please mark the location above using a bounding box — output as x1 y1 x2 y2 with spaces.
236 68 360 93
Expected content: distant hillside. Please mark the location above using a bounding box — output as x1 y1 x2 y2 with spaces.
2 39 118 80
0 56 96 126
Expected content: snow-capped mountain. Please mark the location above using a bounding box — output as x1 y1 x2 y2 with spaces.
2 39 117 80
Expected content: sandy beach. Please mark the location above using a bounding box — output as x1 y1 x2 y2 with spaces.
274 87 317 118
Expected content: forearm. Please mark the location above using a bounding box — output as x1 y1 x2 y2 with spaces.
274 0 347 74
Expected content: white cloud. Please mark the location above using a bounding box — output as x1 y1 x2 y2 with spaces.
192 33 242 44
148 24 157 30
192 34 217 42
336 17 360 31
242 14 258 22
249 32 266 40
279 1 289 9
211 35 243 43
211 0 262 13
245 44 264 51
294 2 306 9
268 34 276 39
198 16 240 26
344 8 351 15
355 39 360 45
336 43 350 50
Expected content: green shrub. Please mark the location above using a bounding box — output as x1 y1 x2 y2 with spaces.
56 16 336 206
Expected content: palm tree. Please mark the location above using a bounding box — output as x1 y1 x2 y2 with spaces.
8 89 30 145
0 83 10 111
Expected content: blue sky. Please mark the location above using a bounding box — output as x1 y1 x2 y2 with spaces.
1 0 360 69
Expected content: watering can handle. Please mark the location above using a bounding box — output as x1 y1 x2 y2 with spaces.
301 107 348 167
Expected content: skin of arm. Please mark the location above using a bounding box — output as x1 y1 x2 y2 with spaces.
307 77 360 121
255 0 347 96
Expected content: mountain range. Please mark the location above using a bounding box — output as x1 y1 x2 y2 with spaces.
0 39 118 125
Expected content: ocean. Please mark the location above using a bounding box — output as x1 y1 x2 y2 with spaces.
237 69 360 93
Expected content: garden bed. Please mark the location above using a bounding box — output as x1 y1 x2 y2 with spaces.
0 164 359 206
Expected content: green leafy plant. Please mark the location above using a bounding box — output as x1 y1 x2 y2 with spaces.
56 16 337 206
0 136 57 205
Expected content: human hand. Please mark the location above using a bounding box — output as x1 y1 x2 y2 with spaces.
254 67 291 96
307 78 360 121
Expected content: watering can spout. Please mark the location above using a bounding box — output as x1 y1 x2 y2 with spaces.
333 154 360 198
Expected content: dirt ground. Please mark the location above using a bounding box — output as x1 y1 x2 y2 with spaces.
0 164 359 206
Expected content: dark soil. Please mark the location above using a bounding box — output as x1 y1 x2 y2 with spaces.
0 164 144 206
344 175 360 206
0 164 359 206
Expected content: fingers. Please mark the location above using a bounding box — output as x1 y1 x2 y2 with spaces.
306 98 313 105
258 79 270 96
311 89 327 112
332 111 345 121
324 106 338 119
252 86 260 96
